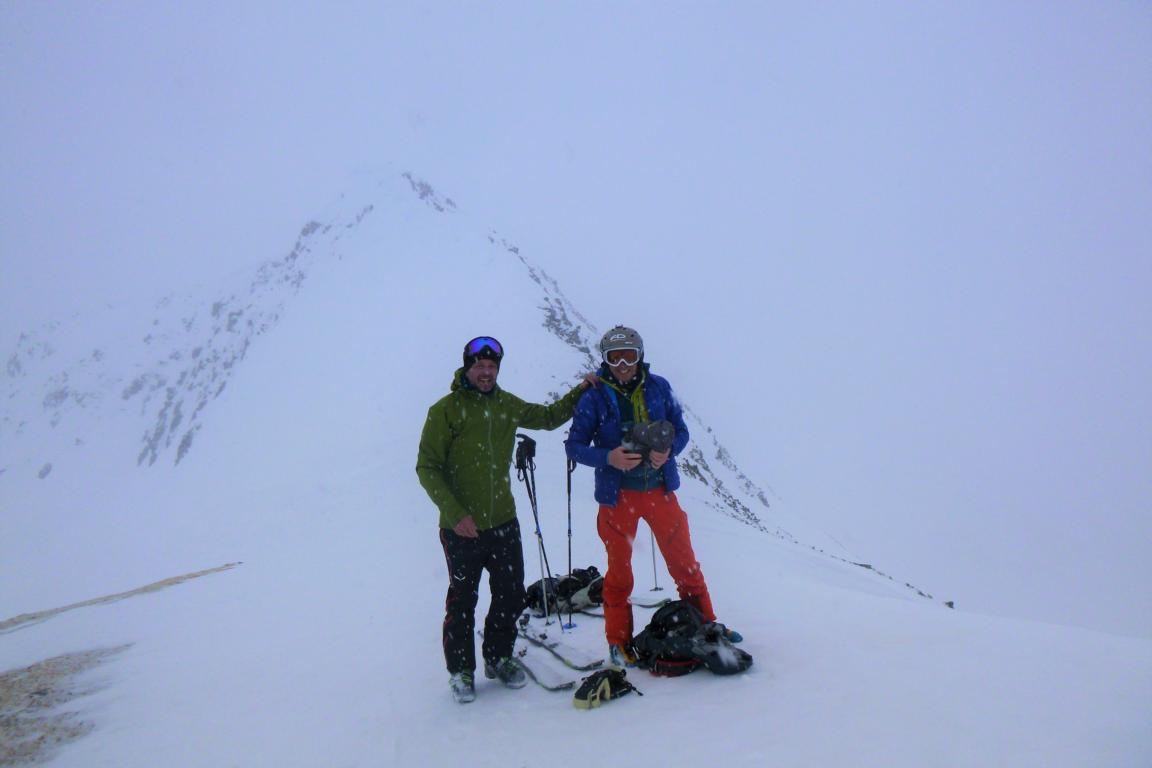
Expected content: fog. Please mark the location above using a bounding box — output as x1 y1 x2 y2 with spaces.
2 2 1149 636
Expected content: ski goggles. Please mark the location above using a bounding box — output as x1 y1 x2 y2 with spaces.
465 336 504 357
605 348 640 367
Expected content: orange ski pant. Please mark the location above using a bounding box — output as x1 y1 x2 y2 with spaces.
597 488 715 646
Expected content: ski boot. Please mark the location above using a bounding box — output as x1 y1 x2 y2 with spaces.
449 671 476 703
717 624 743 643
484 657 528 689
608 643 639 668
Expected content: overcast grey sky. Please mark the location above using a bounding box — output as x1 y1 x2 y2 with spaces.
2 2 1149 635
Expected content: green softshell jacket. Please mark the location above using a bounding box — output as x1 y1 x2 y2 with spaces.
417 368 584 532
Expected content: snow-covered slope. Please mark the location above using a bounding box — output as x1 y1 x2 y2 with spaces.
1 172 1149 767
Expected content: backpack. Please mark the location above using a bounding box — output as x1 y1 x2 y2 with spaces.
692 622 755 676
556 566 603 612
525 566 604 617
632 601 707 676
524 576 559 617
632 600 753 677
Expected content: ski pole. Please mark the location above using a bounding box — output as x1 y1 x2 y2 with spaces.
516 434 557 624
650 528 664 592
564 456 577 629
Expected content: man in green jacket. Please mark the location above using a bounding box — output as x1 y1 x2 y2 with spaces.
417 336 594 703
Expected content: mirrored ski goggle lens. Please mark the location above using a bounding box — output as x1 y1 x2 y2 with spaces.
465 337 503 357
605 349 639 367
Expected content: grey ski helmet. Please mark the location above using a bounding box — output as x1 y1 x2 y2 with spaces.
599 326 643 361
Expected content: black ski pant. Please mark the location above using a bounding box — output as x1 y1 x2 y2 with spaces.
439 518 526 675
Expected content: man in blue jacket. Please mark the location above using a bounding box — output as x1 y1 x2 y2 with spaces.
565 326 739 665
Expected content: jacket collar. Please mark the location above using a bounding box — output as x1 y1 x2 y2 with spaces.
598 362 648 396
451 367 499 396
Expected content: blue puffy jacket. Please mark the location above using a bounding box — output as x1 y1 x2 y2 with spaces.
565 365 691 506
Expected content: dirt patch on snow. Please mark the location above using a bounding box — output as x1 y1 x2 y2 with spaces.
0 644 130 766
0 562 241 635
0 564 240 764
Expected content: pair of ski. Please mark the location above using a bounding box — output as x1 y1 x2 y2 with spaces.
514 623 603 691
478 626 598 691
511 597 672 692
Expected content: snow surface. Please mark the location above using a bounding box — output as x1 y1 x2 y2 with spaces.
2 174 1149 766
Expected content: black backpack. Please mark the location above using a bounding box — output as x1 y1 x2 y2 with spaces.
556 566 604 612
524 576 559 617
632 600 753 677
525 566 604 616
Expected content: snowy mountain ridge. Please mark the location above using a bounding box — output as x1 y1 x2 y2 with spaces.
2 171 933 601
2 194 375 476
